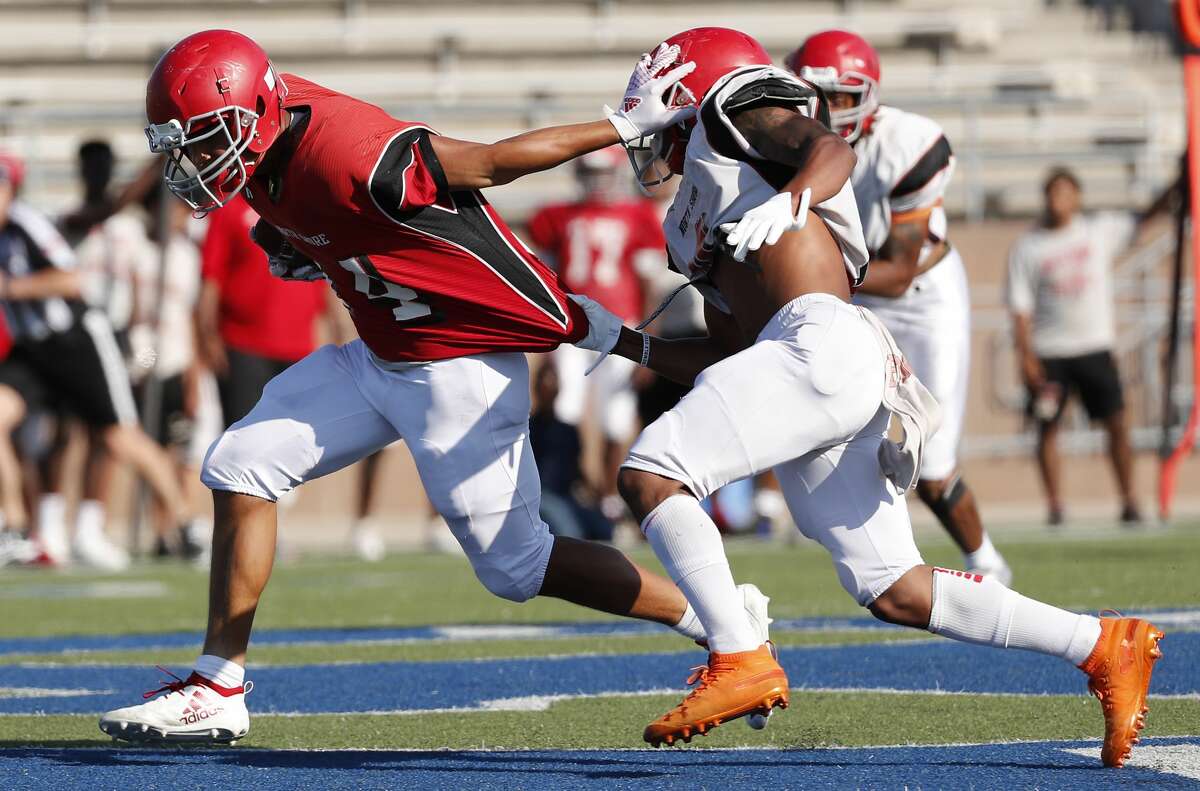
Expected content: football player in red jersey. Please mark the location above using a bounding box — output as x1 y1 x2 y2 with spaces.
527 146 665 516
99 29 781 744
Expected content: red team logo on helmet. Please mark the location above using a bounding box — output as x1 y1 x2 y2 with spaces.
785 29 881 143
623 27 772 189
144 29 289 213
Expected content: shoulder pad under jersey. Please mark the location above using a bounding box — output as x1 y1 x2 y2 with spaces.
722 77 831 129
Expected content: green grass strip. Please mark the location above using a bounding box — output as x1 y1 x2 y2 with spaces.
0 631 933 668
1 527 1196 639
1 692 1195 750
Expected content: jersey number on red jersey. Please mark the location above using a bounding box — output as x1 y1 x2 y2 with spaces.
335 255 435 323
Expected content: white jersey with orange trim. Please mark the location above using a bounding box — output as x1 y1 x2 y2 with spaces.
662 65 868 310
852 105 965 482
850 104 955 260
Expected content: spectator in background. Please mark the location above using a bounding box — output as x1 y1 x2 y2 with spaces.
0 149 191 569
529 362 612 542
526 146 664 521
59 140 117 247
1007 166 1174 526
0 198 35 564
196 193 328 428
124 188 214 559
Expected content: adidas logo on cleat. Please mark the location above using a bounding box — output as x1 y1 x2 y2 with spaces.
179 696 223 725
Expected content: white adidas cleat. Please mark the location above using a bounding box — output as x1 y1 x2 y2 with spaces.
738 583 777 730
100 669 251 744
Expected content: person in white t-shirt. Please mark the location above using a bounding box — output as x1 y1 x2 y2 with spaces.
1007 166 1174 526
76 192 216 559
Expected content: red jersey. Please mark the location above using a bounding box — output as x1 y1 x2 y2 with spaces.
200 195 326 362
527 199 664 325
240 75 587 363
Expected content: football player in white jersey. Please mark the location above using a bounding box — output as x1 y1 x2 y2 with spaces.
571 27 1162 766
786 30 1011 584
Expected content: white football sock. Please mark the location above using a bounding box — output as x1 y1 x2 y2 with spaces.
36 493 68 560
641 495 760 654
74 499 106 541
38 493 66 530
963 534 1002 570
928 568 1101 666
194 654 245 689
671 602 706 643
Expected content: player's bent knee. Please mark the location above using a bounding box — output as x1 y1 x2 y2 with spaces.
917 474 967 522
617 466 688 521
468 531 555 603
867 565 934 629
616 466 651 504
201 430 285 502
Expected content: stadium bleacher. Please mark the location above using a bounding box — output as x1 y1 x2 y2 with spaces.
0 0 1184 218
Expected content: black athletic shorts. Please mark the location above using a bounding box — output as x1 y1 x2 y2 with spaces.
1031 349 1125 423
218 346 295 428
135 372 192 448
0 313 136 428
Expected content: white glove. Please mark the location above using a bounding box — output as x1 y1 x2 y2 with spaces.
605 44 698 143
718 188 812 263
568 293 622 355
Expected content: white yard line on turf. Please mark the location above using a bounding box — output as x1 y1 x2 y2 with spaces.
0 687 113 699
1061 744 1200 780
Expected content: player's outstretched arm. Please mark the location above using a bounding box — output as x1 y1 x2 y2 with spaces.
571 293 742 386
429 121 622 190
611 303 746 386
732 106 856 205
430 49 695 190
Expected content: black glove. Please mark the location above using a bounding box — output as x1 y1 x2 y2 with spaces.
250 219 325 282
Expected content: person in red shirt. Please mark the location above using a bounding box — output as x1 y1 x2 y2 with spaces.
527 147 665 516
197 193 327 427
99 30 758 745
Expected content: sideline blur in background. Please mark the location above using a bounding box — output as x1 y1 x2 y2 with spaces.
0 0 1194 561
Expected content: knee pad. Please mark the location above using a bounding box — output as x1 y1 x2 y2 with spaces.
922 474 967 525
469 530 555 603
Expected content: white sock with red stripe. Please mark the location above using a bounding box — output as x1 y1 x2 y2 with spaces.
641 495 760 654
194 654 245 690
928 567 1101 666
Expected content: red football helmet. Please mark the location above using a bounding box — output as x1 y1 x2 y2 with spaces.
626 27 772 188
0 150 24 194
784 30 880 143
145 29 288 213
575 145 625 202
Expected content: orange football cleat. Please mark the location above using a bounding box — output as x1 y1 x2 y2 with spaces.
1078 615 1165 768
644 643 788 747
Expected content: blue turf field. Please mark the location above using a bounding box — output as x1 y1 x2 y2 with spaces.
1 632 1198 716
5 738 1199 790
0 615 900 655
